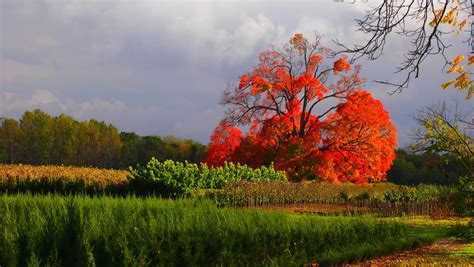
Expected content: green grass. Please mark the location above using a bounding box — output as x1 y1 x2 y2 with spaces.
448 242 474 257
383 216 470 228
0 194 426 266
374 216 474 265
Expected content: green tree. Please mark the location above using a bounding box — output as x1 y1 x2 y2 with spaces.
410 102 473 174
51 114 79 165
119 132 141 168
137 135 166 164
19 110 54 165
0 109 207 168
76 120 122 167
0 118 23 163
101 123 122 168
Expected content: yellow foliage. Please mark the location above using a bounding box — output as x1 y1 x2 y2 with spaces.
452 55 465 66
441 80 455 90
458 19 467 31
429 3 472 100
443 54 472 99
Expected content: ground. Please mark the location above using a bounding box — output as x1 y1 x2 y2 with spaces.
348 238 473 266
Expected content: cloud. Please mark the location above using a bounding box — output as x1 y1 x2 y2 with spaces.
31 89 58 105
77 99 126 116
1 0 471 145
0 89 57 113
0 89 125 120
1 60 53 84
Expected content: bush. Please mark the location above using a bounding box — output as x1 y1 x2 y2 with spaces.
383 184 455 203
454 176 474 216
128 158 287 197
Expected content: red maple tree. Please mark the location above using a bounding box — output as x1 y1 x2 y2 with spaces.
205 34 397 183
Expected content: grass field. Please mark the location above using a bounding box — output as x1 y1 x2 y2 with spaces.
0 194 427 266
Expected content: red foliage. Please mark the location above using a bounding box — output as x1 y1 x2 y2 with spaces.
205 34 397 183
204 121 242 167
318 91 397 183
333 58 351 75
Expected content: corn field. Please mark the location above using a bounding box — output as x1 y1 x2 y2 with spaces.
0 164 129 194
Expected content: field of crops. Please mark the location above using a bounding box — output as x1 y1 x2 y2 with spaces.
0 160 286 195
0 162 471 266
201 181 457 217
0 164 129 194
0 163 460 217
0 194 424 266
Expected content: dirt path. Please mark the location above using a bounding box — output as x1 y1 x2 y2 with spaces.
345 238 474 266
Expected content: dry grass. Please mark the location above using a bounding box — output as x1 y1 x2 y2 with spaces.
0 164 129 191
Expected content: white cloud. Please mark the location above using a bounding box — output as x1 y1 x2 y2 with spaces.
31 89 58 105
77 99 126 116
0 89 126 121
0 60 53 84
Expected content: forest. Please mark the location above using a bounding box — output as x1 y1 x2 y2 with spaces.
0 109 207 168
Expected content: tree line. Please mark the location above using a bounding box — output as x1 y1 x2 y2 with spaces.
0 109 208 168
387 149 468 185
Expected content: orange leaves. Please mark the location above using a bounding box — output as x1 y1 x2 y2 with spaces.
246 75 273 96
333 58 351 75
320 91 397 183
308 54 323 72
468 56 474 66
447 55 465 73
289 33 306 54
204 121 242 167
442 54 473 100
213 33 396 183
294 73 327 100
239 75 250 90
428 3 472 99
290 33 304 45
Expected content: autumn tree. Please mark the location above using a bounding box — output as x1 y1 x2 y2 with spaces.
337 0 472 99
206 34 397 183
205 121 242 166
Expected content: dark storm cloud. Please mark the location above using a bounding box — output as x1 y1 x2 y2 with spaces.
1 0 471 144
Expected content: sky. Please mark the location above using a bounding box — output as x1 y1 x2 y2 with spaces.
0 0 472 146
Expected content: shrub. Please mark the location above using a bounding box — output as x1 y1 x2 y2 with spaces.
454 176 474 216
128 158 287 197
